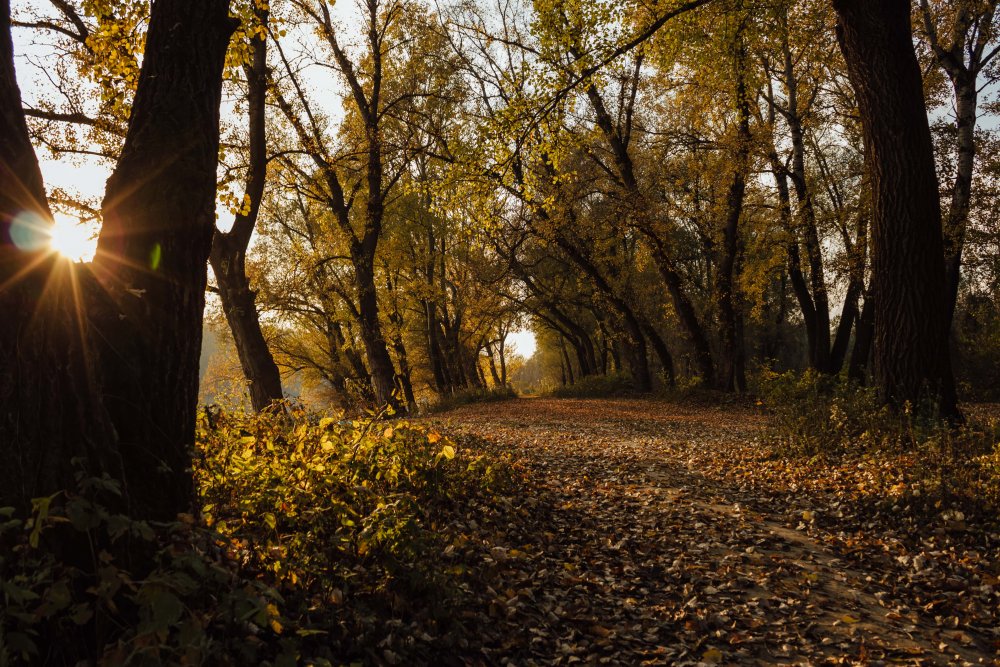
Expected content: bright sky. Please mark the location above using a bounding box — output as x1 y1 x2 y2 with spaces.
508 330 536 358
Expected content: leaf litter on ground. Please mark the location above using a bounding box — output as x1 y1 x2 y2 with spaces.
412 398 1000 666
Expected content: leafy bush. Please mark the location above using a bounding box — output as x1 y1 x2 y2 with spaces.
755 368 898 456
421 384 517 414
0 474 294 666
1 409 515 664
756 368 1000 517
546 373 635 398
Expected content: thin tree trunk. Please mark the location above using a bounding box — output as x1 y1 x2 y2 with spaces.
352 255 400 410
485 341 503 386
783 34 832 373
944 77 976 320
498 335 508 385
716 39 750 393
639 316 676 387
210 13 282 413
560 336 575 385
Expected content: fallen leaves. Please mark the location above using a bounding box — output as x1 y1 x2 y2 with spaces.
414 398 1000 665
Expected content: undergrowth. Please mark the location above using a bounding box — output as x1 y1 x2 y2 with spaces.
420 384 517 414
0 407 517 665
756 369 1000 519
545 373 635 398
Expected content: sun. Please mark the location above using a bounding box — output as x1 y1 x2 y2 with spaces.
49 212 99 263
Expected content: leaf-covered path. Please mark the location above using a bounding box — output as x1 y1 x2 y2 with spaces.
424 398 999 666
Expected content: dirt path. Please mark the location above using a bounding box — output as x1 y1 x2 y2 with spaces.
427 398 999 666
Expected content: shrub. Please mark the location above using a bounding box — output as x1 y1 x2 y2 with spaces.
0 473 294 666
755 368 897 456
755 368 1000 517
421 384 517 414
546 373 635 398
1 409 515 664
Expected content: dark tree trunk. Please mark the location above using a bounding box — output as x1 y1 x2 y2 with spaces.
210 13 283 413
645 235 714 385
833 0 958 417
560 336 575 385
829 215 868 373
498 335 508 385
639 316 676 387
425 300 449 392
716 41 750 393
848 288 875 382
423 227 449 393
583 80 714 388
944 77 976 320
1 0 236 515
0 0 120 508
212 238 283 412
783 35 832 373
391 337 416 410
485 341 503 386
511 261 598 376
91 0 235 520
353 254 400 410
550 233 651 391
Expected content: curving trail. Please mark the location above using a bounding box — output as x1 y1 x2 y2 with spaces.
427 398 999 666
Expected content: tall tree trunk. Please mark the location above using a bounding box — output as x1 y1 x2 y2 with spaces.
783 35 832 373
716 40 750 393
583 81 715 387
833 0 957 417
91 0 235 519
210 12 283 413
0 0 120 508
944 76 976 320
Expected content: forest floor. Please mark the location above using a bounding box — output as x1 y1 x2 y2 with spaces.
418 398 1000 666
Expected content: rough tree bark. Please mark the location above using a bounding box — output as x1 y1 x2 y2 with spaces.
832 0 958 417
0 0 120 508
1 0 235 519
93 0 236 518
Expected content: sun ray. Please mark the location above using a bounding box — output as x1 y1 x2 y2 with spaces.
49 212 99 263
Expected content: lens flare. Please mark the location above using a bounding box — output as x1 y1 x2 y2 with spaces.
10 211 51 252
